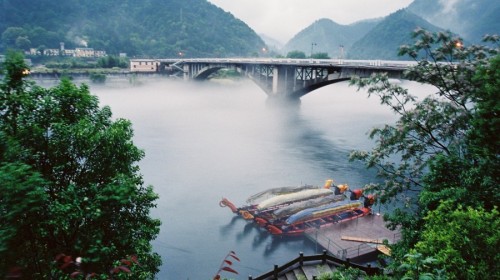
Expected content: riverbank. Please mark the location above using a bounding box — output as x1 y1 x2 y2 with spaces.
26 67 241 86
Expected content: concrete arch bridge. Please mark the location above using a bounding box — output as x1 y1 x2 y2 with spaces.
133 58 414 100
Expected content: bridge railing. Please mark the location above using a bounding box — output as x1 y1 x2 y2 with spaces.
248 250 380 280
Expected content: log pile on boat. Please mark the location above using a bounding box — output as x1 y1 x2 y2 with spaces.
219 180 375 236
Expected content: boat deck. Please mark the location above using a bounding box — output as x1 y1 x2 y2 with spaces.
304 213 400 260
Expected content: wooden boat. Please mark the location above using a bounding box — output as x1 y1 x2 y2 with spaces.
266 207 372 236
219 181 345 220
219 188 335 220
219 180 374 236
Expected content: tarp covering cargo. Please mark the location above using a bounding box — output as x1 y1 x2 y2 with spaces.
272 194 345 219
256 188 333 210
246 184 317 204
286 200 362 225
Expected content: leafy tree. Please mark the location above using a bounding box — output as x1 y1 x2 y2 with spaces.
0 50 33 136
97 55 128 68
0 52 161 279
311 52 330 59
15 36 31 50
286 50 306 59
410 201 499 279
0 159 49 277
396 252 446 280
1 27 26 48
350 29 499 277
317 266 370 280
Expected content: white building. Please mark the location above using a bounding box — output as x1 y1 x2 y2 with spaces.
43 48 60 56
130 59 161 72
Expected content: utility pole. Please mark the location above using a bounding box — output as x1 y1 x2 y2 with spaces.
310 42 317 58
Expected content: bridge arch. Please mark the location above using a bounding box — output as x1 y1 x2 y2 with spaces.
288 77 352 99
193 66 225 80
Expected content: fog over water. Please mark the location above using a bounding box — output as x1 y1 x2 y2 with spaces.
84 77 429 279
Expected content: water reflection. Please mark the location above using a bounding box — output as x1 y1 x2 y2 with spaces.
219 215 240 236
86 78 398 279
252 230 270 249
237 222 257 241
264 236 313 257
262 101 377 189
281 109 351 172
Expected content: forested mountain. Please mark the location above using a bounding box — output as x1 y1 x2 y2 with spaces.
347 9 442 60
0 0 265 57
408 0 500 43
283 18 380 58
284 0 499 60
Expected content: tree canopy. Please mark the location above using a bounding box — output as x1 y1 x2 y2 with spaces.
350 29 499 279
286 50 306 59
0 51 161 279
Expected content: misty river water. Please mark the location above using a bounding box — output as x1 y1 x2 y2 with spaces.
58 76 430 279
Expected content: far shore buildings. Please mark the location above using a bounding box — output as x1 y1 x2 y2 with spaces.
27 42 106 58
129 59 161 72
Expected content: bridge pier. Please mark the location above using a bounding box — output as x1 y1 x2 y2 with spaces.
183 64 189 80
272 66 295 97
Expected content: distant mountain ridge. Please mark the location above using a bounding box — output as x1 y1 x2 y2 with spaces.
282 0 499 60
283 18 381 58
347 9 442 59
407 0 500 43
0 0 265 57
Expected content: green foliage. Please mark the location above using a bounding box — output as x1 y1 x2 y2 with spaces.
0 0 265 57
350 30 499 206
0 52 161 278
412 202 500 279
311 52 330 59
0 50 34 135
210 69 242 79
468 54 500 187
286 50 306 59
397 252 446 280
44 57 98 70
350 30 499 278
0 161 48 276
15 36 31 50
97 55 128 68
1 27 26 47
317 266 368 280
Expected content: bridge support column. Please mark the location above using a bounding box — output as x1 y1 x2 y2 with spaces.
271 66 295 98
183 64 189 81
272 67 279 94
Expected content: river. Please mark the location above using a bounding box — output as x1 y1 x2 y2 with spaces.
83 76 426 279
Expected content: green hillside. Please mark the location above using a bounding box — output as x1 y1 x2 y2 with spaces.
0 0 266 58
347 9 442 60
283 18 379 58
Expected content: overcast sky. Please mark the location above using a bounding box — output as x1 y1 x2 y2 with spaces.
208 0 414 43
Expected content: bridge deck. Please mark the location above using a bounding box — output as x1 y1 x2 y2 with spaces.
129 58 412 98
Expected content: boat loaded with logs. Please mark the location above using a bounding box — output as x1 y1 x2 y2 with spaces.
219 180 375 236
